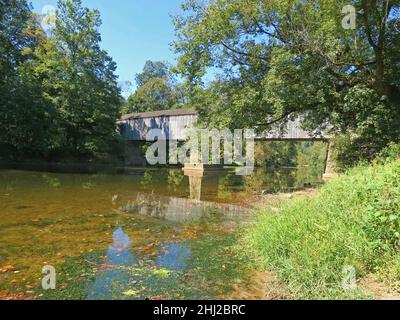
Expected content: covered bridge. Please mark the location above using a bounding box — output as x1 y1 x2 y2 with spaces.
118 108 198 141
117 108 325 141
117 108 335 180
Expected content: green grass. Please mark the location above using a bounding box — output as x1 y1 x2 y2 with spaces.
245 157 400 299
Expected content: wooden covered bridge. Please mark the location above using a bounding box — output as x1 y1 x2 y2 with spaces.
117 108 335 179
118 108 325 141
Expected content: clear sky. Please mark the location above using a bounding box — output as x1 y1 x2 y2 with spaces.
30 0 185 97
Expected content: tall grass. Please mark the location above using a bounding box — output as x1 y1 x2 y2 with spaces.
246 156 400 299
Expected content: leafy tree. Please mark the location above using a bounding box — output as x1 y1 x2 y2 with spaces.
174 0 400 165
0 0 54 158
0 0 34 82
42 0 122 159
0 0 123 161
124 77 184 114
135 60 169 89
124 60 184 114
254 141 298 168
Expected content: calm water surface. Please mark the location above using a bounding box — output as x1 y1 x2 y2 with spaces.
0 168 322 299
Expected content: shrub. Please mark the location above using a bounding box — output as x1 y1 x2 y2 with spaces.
377 143 400 162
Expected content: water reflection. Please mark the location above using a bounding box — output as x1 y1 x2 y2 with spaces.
87 228 194 300
156 243 192 271
0 165 324 300
188 175 202 201
120 192 247 224
86 228 137 300
107 227 136 265
0 166 323 208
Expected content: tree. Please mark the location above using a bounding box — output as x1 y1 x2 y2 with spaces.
44 0 122 159
0 0 34 83
0 0 54 158
135 60 169 89
0 0 123 161
174 0 400 165
124 77 184 114
124 60 184 114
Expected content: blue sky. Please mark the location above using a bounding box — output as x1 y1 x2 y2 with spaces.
30 0 185 97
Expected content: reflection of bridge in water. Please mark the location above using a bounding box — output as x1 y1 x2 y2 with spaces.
120 191 248 224
185 169 225 202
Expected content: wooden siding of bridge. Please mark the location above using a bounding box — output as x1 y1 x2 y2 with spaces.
119 114 197 141
118 109 325 141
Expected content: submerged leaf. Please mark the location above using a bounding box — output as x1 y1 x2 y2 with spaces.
123 289 139 297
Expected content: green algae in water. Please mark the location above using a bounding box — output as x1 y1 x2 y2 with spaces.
38 229 249 300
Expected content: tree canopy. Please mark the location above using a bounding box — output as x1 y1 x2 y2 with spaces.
123 60 184 114
174 0 400 165
0 0 122 161
135 60 169 89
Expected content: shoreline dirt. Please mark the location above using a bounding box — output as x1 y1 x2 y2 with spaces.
240 187 320 210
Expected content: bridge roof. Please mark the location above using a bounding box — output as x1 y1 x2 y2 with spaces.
120 108 196 121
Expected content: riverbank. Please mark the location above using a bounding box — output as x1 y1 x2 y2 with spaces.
242 156 400 300
220 188 320 300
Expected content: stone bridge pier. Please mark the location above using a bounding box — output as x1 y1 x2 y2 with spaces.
322 142 338 181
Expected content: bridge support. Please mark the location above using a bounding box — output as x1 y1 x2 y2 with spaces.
183 163 224 176
323 141 338 181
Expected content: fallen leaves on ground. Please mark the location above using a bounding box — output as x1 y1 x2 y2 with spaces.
0 291 30 300
183 231 197 240
0 264 15 273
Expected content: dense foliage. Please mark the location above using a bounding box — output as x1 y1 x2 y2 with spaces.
135 60 169 89
174 0 400 165
123 60 184 114
0 0 122 161
246 145 400 299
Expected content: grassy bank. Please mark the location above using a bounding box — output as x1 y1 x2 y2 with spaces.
245 154 400 299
